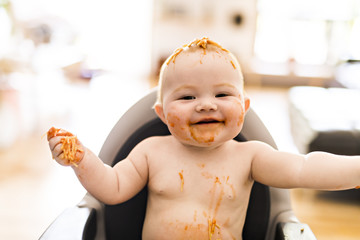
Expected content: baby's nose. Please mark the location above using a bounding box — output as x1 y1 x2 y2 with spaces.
195 100 218 112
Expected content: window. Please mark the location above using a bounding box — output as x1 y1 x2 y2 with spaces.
255 0 360 65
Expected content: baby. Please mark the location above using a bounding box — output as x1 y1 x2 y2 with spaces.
48 37 360 240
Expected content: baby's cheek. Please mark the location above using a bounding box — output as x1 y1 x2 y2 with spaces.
227 101 245 127
237 111 245 127
166 113 189 138
166 113 181 127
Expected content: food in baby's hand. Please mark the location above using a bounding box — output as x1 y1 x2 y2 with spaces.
60 136 84 167
47 126 73 140
47 127 84 166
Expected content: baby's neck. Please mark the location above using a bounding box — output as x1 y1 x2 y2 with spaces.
177 138 229 154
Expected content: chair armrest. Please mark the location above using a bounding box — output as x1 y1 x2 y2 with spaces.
39 206 97 240
275 222 317 240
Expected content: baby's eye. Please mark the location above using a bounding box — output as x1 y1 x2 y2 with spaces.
179 96 196 100
215 93 229 98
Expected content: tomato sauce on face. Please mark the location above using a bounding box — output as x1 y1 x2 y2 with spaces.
189 123 224 144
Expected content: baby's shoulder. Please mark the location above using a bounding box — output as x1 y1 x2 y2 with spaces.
134 135 174 150
127 135 172 157
141 135 173 144
231 140 272 153
132 136 176 160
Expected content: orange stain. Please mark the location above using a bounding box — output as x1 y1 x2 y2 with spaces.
215 177 221 184
205 175 237 238
197 163 206 169
237 114 244 127
235 101 245 127
224 176 236 199
179 170 184 192
208 218 221 240
165 37 229 66
225 176 230 183
166 113 181 125
208 176 224 220
214 188 224 215
202 171 214 179
165 220 208 239
184 174 237 239
189 123 223 144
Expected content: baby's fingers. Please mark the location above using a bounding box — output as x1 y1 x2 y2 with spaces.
48 136 63 151
50 140 63 158
50 143 73 166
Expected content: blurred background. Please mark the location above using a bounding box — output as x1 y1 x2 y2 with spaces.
0 0 360 239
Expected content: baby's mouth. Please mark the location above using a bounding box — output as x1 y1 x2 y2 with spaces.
192 118 224 125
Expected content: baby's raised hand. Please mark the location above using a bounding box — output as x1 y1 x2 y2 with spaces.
47 127 85 167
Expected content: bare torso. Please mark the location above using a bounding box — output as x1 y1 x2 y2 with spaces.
141 136 255 240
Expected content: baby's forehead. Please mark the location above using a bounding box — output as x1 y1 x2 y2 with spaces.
163 48 244 86
162 43 243 82
166 51 238 78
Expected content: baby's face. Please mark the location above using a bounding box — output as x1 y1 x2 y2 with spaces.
155 48 249 148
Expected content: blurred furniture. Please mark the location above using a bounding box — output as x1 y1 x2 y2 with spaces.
334 59 360 90
39 88 316 240
289 86 360 155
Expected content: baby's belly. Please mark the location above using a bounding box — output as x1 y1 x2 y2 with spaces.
142 202 245 240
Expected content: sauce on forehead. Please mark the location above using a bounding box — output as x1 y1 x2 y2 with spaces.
166 37 236 70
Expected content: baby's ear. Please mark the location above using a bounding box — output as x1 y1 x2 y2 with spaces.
154 103 167 124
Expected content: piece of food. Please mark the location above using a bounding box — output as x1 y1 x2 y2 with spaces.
208 218 220 240
60 136 83 167
47 126 73 140
166 37 231 66
47 127 84 166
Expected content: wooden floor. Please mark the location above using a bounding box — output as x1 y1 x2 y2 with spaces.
0 80 359 239
291 188 360 240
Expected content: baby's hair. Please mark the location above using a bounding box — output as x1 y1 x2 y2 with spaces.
165 37 230 65
155 37 243 105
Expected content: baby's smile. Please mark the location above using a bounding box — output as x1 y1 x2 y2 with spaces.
191 118 224 125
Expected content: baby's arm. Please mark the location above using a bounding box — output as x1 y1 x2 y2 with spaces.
48 129 149 205
249 141 360 190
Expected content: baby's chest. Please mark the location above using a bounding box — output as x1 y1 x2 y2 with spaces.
148 160 250 205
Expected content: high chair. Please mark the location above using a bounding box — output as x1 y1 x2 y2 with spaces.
39 88 317 240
